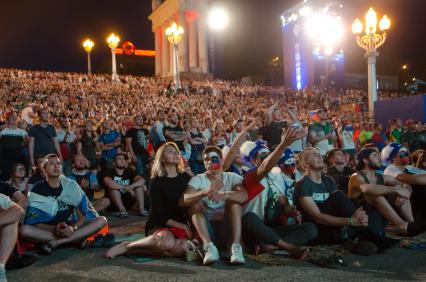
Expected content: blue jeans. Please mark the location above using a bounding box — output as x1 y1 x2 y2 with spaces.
136 155 148 179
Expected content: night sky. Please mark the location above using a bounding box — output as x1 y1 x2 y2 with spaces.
0 0 425 80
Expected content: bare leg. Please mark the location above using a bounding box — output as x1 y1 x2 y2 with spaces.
226 201 242 244
94 198 111 212
109 190 127 213
19 224 57 243
105 230 176 259
397 200 414 223
189 201 211 245
365 195 408 231
133 187 145 213
0 222 18 265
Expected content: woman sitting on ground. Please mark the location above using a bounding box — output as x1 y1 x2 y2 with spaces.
7 163 31 195
105 142 192 259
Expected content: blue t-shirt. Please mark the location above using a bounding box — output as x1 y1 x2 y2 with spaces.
31 180 75 225
99 130 120 159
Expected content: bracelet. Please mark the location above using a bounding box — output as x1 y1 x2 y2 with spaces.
348 217 353 226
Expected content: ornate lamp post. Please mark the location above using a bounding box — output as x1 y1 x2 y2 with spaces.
352 8 391 118
165 22 184 89
82 39 94 74
107 33 120 81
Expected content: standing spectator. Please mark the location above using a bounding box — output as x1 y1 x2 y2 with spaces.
338 116 356 156
358 122 373 146
76 121 98 171
0 113 28 181
125 115 150 178
163 113 187 153
28 110 62 171
97 120 121 171
402 119 421 153
56 116 76 176
390 118 403 144
264 103 287 150
150 110 167 151
187 120 207 175
371 123 388 151
307 109 336 156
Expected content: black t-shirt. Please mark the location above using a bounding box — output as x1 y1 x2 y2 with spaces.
31 180 75 224
103 168 137 196
28 173 44 185
163 124 185 151
0 181 17 198
145 173 191 234
326 166 354 194
264 121 287 149
28 124 57 156
294 175 337 222
125 127 150 157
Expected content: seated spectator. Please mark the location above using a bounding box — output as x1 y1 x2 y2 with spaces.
0 113 28 181
326 149 354 194
240 128 315 259
277 148 303 206
105 142 191 259
19 154 107 255
349 148 424 237
103 153 147 217
68 153 110 212
7 163 31 194
28 155 46 186
294 148 369 245
0 194 24 282
181 146 248 265
382 143 426 221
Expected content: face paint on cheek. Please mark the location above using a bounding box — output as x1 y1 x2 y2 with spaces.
209 152 221 170
400 157 410 165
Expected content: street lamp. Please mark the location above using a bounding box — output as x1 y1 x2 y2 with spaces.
165 22 184 89
82 39 94 74
352 8 391 118
107 33 120 81
397 64 408 91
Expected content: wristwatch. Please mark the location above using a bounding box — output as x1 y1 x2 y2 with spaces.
72 225 78 231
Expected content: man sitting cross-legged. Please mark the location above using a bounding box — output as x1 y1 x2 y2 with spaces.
0 194 24 282
19 154 107 255
180 146 248 265
349 148 425 237
294 148 370 248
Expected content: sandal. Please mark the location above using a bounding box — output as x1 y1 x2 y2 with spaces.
38 243 53 256
119 211 129 218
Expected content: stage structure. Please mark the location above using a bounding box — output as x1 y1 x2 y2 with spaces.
149 0 213 79
281 0 345 90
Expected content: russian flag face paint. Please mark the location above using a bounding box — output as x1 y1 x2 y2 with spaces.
208 152 221 170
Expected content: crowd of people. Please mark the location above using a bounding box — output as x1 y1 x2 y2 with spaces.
1 67 426 281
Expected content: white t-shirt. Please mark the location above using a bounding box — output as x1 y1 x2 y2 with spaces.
384 164 426 178
243 171 284 220
188 172 243 221
341 127 356 150
0 193 13 210
56 129 76 143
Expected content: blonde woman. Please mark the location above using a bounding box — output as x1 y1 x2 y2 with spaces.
105 142 192 259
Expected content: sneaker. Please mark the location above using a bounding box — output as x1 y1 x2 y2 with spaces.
230 243 245 265
6 253 38 270
407 220 426 237
203 242 219 265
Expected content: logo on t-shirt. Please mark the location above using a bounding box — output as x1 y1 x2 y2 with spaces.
312 192 330 203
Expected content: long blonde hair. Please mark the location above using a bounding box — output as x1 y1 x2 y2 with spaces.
151 142 185 178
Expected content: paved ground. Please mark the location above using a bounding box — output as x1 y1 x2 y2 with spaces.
7 215 426 282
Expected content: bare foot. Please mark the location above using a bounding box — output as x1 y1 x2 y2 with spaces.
105 241 129 259
290 247 310 260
